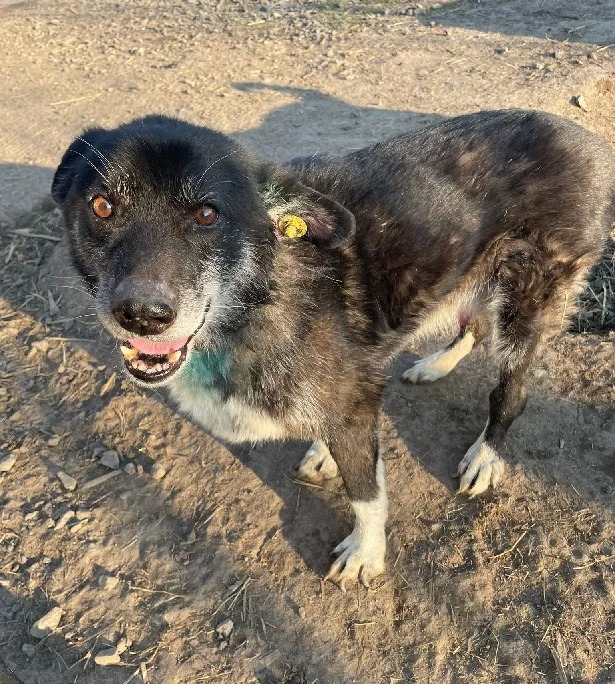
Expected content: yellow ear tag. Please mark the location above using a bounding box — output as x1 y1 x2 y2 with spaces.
278 214 307 239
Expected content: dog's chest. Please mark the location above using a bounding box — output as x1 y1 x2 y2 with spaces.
169 349 287 444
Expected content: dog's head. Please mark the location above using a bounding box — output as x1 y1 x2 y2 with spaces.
52 115 355 387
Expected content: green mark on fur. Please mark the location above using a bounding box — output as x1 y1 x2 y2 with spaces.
183 349 231 387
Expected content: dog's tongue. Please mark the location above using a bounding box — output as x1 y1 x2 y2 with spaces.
129 338 189 356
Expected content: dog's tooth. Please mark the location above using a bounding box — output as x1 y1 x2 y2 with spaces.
121 345 139 360
168 350 182 363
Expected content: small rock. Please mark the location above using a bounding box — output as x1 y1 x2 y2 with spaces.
215 618 234 640
94 647 121 666
559 439 565 449
136 464 144 476
100 450 120 470
22 643 36 658
99 575 120 591
150 463 167 480
47 436 61 447
30 339 50 355
30 606 63 638
573 94 588 111
0 453 17 472
55 510 76 530
57 471 77 491
124 463 136 476
494 46 508 54
298 607 306 618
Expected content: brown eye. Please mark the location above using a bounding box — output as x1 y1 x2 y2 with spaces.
195 204 218 227
92 195 113 218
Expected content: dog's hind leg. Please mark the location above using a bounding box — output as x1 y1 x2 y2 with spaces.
457 352 534 497
457 248 553 497
402 319 485 384
324 402 387 591
297 440 338 483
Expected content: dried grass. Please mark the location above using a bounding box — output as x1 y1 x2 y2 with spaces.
576 238 615 333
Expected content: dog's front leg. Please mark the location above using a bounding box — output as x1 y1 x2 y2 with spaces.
324 413 387 591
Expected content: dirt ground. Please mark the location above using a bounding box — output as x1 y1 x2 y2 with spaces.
1 1 614 683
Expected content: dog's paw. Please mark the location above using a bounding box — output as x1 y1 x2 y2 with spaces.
325 529 386 591
457 438 504 498
401 353 450 384
297 441 338 483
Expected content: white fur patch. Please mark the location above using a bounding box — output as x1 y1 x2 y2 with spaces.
297 441 338 482
457 428 504 497
325 458 387 591
402 330 475 384
169 382 287 444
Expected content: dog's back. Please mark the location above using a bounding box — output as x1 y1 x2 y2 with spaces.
291 109 615 340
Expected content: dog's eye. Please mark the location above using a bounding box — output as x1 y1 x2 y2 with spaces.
92 195 113 219
195 204 218 227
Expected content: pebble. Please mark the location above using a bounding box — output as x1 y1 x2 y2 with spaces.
124 462 137 476
47 436 61 447
57 471 77 491
22 643 36 658
99 575 120 590
94 647 121 666
30 606 63 638
150 463 167 480
136 464 144 476
298 606 306 618
573 94 588 112
55 510 76 530
0 453 17 472
215 618 234 639
100 450 120 470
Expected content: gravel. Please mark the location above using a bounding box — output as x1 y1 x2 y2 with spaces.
57 471 77 491
150 463 167 480
0 453 16 472
100 449 120 470
29 606 63 638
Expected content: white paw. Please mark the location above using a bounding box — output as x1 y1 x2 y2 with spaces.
325 528 386 591
402 352 450 384
297 441 338 483
457 436 504 498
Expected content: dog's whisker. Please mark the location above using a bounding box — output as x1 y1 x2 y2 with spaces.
193 148 241 189
67 148 110 185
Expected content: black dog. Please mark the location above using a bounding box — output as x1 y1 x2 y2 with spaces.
52 111 615 589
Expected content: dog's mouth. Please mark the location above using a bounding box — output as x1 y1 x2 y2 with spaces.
120 336 191 384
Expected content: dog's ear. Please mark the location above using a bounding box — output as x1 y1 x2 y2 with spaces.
51 128 109 204
259 168 356 248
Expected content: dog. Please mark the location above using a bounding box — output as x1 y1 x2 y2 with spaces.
51 110 615 590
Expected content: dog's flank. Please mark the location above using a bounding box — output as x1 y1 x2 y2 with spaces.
52 110 615 589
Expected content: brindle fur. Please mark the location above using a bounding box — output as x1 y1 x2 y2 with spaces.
52 110 615 585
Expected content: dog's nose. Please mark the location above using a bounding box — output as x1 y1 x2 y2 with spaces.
111 279 177 335
112 298 177 335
